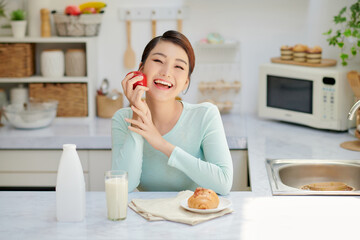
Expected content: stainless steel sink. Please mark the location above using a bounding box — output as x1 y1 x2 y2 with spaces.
266 159 360 195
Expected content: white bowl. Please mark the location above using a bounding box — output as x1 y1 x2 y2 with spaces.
3 100 58 129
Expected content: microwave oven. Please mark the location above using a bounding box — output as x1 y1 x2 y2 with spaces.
258 63 355 131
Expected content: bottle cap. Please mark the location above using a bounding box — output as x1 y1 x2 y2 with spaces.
63 144 76 149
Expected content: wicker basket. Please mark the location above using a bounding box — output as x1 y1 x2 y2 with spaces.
0 43 35 77
29 83 88 117
96 91 123 118
52 13 103 37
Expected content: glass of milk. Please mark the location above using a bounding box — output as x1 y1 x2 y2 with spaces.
105 170 128 221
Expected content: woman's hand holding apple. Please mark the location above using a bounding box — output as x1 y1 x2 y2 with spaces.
121 72 149 125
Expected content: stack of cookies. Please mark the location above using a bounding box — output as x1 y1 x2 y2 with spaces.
306 46 322 64
280 45 293 60
279 44 323 64
292 44 308 62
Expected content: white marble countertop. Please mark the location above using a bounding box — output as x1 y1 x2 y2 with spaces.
1 191 360 240
1 114 360 239
0 114 247 150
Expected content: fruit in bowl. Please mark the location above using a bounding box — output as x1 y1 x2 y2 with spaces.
79 1 107 13
65 5 81 16
81 7 97 14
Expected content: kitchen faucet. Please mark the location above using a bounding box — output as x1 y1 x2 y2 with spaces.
348 99 360 120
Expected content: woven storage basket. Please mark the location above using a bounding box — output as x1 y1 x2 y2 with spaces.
96 91 123 118
29 83 88 117
0 43 35 77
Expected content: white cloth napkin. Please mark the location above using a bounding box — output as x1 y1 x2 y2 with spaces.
129 190 234 225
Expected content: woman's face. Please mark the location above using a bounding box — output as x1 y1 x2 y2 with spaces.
141 41 190 102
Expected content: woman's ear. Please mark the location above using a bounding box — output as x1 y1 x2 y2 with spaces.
183 77 190 91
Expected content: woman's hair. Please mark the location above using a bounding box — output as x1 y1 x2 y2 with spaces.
140 30 195 79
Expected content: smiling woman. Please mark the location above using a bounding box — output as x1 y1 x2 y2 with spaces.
111 30 233 195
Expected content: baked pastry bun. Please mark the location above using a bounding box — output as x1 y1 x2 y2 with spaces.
187 187 219 209
306 45 322 53
293 44 308 52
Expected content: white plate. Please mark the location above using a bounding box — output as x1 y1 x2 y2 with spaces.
180 197 232 213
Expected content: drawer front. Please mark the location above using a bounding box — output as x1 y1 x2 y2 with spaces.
0 150 89 171
0 172 90 190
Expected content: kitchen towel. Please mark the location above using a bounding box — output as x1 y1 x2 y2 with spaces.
129 190 233 225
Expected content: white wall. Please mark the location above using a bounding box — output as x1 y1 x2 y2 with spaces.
98 0 311 114
7 0 360 114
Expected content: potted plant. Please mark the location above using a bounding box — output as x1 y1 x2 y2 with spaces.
324 0 360 66
10 9 26 38
0 0 6 18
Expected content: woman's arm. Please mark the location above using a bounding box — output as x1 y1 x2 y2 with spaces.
112 110 144 192
168 106 233 195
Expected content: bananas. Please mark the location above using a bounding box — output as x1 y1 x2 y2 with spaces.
79 2 107 12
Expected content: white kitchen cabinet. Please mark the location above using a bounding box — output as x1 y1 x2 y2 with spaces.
0 149 249 192
88 150 112 191
0 150 113 191
0 37 98 119
0 150 90 190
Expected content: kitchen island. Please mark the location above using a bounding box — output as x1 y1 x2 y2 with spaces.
0 114 359 239
1 189 360 239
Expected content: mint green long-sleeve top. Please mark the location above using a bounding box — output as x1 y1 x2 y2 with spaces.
111 101 233 195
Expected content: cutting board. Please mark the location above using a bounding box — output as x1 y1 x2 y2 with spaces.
271 57 337 67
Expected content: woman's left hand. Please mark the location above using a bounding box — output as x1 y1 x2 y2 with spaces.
125 105 175 157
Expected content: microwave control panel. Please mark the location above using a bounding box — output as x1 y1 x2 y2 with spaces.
321 77 336 121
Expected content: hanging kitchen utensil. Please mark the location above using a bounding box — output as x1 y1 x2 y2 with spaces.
347 71 360 98
177 10 182 33
151 20 156 38
100 78 109 95
124 18 136 69
151 10 156 38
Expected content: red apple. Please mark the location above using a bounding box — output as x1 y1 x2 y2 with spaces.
127 71 147 90
81 7 97 14
65 5 81 16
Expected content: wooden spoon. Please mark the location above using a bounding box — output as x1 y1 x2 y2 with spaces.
177 10 182 33
151 19 156 38
151 10 156 38
124 20 136 69
177 18 182 33
347 71 360 98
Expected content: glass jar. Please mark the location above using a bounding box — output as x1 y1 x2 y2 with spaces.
10 84 28 105
65 49 86 77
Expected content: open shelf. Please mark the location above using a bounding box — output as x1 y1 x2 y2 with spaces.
0 37 98 119
0 76 89 83
0 36 96 43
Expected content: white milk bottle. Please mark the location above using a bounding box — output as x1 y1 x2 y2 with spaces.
56 144 86 222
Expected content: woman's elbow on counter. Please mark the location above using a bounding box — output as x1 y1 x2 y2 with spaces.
216 171 233 196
